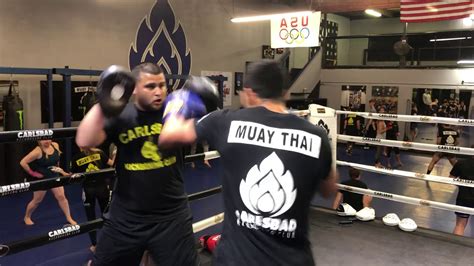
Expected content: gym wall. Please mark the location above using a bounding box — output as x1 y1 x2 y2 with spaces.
0 0 273 129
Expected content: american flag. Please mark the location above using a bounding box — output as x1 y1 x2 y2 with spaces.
400 0 474 22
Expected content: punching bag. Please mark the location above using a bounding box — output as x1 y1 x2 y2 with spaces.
80 91 97 118
3 83 26 184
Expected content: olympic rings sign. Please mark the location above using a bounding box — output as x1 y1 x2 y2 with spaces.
270 11 321 48
279 28 310 44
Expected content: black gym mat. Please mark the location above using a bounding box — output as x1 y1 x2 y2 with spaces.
309 207 474 265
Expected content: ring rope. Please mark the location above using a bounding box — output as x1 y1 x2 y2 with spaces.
0 219 103 257
0 186 223 257
337 134 474 156
337 184 474 215
0 168 115 197
0 127 76 143
336 111 474 126
337 160 474 188
192 213 224 233
0 151 224 198
290 110 474 127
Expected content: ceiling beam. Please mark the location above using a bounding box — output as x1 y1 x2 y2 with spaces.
311 0 399 13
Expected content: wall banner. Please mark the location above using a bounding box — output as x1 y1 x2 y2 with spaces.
271 12 321 48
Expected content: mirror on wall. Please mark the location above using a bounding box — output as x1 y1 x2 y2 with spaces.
372 86 399 114
411 88 471 144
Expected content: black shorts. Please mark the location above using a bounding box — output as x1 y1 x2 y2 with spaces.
83 182 110 209
93 210 198 266
345 127 359 136
455 197 474 218
434 152 455 159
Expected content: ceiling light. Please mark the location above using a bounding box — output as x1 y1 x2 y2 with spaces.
364 9 382 17
231 11 313 23
457 60 474 64
430 37 472 42
463 17 473 26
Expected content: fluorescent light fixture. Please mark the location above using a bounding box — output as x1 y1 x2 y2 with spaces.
231 11 312 23
457 60 474 64
463 17 473 26
427 6 438 12
364 9 382 17
430 37 472 42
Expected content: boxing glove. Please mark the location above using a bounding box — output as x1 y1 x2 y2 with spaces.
163 76 219 122
199 234 221 253
162 90 207 122
97 65 135 117
183 76 220 113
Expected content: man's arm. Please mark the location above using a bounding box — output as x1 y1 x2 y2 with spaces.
319 168 339 198
76 104 107 148
159 116 198 149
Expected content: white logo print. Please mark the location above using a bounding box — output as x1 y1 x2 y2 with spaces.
240 152 297 217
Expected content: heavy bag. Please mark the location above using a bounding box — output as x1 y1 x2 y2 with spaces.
80 91 97 117
3 84 24 131
3 84 25 184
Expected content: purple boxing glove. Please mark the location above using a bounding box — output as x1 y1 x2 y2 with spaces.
163 89 207 123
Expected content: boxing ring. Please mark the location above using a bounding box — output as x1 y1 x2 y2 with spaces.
1 107 474 265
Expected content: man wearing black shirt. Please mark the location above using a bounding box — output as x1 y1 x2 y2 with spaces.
332 167 371 211
427 124 459 175
76 63 196 265
159 60 337 265
449 146 474 236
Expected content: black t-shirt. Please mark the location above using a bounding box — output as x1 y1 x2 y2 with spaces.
195 106 332 266
104 103 188 223
70 149 109 186
340 179 368 211
450 158 474 200
345 114 357 128
437 126 459 146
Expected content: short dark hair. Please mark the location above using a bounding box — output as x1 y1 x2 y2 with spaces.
131 63 163 81
244 60 289 99
349 167 360 179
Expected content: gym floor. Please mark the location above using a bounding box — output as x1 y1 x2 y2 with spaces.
0 125 472 265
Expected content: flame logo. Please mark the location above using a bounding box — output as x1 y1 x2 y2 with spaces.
240 152 297 217
129 0 191 91
317 119 330 135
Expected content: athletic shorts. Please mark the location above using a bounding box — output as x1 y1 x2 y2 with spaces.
345 127 359 136
434 152 455 160
93 210 198 266
455 197 474 218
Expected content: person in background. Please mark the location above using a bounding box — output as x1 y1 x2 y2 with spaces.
375 106 387 168
332 167 372 211
363 99 377 150
385 119 403 168
70 147 114 253
449 145 474 236
410 103 418 141
20 140 77 226
426 123 459 175
189 141 211 168
343 106 360 156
